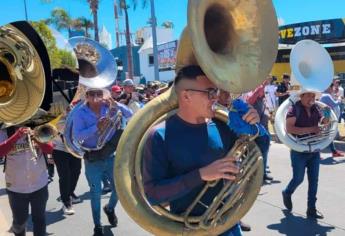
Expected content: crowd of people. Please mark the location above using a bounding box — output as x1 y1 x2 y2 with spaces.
0 69 344 236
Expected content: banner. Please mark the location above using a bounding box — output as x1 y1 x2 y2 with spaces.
279 18 345 44
157 40 178 71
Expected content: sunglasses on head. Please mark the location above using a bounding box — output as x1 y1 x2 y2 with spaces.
87 90 103 97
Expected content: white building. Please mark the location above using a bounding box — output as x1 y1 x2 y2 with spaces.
99 25 112 49
137 27 175 82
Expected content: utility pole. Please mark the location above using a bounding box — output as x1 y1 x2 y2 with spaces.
114 1 120 48
150 0 160 81
23 0 28 21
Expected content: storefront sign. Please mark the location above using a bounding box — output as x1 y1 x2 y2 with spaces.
157 40 177 71
279 18 345 44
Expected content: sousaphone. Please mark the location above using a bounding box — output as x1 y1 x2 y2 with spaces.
115 0 278 235
0 21 50 128
274 39 338 152
63 37 118 158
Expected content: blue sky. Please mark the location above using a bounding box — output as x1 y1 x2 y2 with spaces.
1 0 345 48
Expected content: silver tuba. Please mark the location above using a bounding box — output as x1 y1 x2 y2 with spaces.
274 39 338 152
63 37 118 158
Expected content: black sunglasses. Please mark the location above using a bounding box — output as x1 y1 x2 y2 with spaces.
185 88 219 99
87 90 103 97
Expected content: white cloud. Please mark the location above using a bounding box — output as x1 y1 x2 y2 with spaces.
278 17 285 26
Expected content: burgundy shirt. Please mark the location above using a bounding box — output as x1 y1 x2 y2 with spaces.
286 101 322 128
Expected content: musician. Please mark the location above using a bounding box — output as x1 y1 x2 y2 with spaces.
142 65 260 236
72 87 132 236
0 126 54 236
275 73 290 105
52 112 82 215
282 90 330 219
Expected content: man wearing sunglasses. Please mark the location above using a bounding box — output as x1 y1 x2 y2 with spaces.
142 65 260 236
72 87 133 236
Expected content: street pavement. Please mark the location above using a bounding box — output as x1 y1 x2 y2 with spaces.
1 140 345 236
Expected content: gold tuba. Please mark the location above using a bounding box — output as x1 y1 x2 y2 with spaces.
0 21 48 128
115 0 278 235
274 39 338 152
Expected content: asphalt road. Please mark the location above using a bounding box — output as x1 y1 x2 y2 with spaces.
1 141 345 236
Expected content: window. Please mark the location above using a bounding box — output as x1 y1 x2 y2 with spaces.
148 54 154 66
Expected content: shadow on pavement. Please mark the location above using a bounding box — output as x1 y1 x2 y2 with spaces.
267 210 335 236
26 209 67 233
320 157 345 165
104 225 115 236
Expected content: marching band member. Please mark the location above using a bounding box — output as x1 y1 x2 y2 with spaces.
282 90 330 219
52 111 82 215
142 65 260 236
0 126 53 236
72 87 132 236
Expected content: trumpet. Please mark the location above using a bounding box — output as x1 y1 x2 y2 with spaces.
27 124 58 159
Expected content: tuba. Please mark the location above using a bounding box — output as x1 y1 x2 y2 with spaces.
63 37 118 158
114 0 278 235
0 21 49 128
274 40 338 153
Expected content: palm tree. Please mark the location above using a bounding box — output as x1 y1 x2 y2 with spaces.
48 7 72 37
72 17 94 37
117 0 134 79
87 0 100 42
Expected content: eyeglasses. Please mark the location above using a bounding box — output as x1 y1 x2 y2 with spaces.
185 88 219 100
87 91 103 97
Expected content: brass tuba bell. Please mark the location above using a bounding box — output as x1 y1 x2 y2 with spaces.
115 0 278 235
0 22 48 128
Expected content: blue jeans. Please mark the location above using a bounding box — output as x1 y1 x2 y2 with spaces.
255 134 270 176
84 155 118 226
284 150 320 209
219 223 242 236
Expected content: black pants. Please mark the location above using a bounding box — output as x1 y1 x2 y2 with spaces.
7 185 48 236
53 150 81 205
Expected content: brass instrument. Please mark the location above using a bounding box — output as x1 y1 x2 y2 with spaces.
64 37 118 158
274 40 338 152
114 0 278 235
80 101 123 151
0 22 47 128
28 123 58 159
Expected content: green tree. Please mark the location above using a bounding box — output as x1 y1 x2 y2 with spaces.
31 21 77 70
31 21 61 69
72 17 94 37
58 50 77 68
48 7 73 37
87 0 100 41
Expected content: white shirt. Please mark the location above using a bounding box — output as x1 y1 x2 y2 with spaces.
264 84 277 111
0 130 48 193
